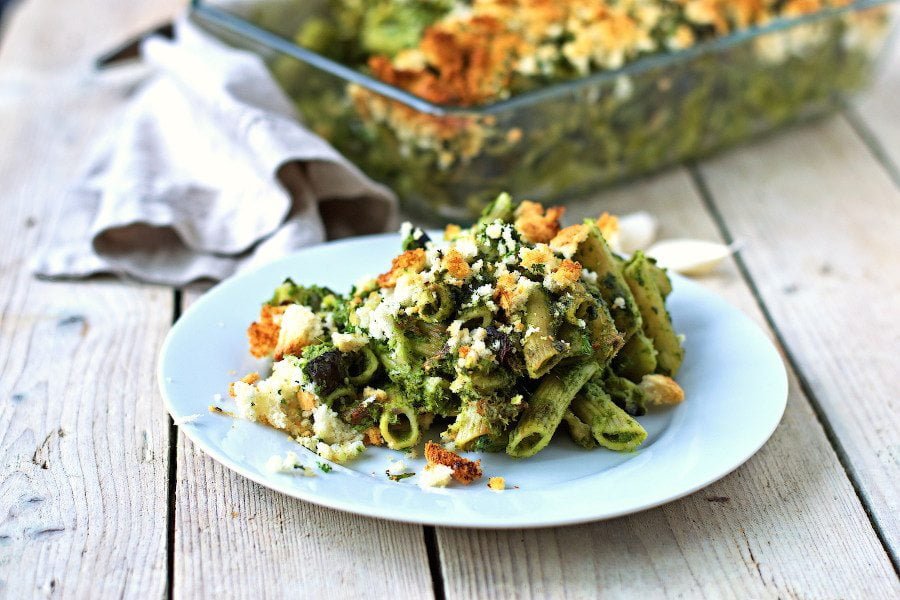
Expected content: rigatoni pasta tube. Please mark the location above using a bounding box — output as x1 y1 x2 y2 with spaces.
571 389 647 452
448 401 492 449
379 393 420 450
418 283 455 323
563 410 598 449
612 331 658 382
347 346 379 386
574 222 644 341
623 252 684 376
522 289 561 379
507 361 599 458
587 301 623 366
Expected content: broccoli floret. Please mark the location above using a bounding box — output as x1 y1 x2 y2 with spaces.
360 0 452 57
268 279 336 310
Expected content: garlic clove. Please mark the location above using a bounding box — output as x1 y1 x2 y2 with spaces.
645 239 737 276
618 211 659 253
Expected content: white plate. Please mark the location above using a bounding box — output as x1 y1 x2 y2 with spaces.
158 234 787 528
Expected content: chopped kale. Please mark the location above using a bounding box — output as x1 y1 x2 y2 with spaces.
386 471 415 482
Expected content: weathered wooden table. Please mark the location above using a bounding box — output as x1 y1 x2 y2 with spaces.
1 1 898 598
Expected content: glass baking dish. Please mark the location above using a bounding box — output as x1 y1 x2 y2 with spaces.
191 0 898 223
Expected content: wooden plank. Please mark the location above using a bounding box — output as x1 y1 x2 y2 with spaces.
852 20 900 179
0 77 172 599
436 170 899 599
173 289 436 600
698 115 900 559
0 1 183 597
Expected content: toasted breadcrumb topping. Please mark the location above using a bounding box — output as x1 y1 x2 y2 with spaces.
378 249 428 288
442 248 472 281
488 476 506 491
363 426 385 446
247 304 287 358
514 201 565 244
425 441 484 484
639 374 686 405
550 224 590 259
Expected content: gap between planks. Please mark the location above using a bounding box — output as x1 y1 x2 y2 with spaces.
424 526 447 600
688 162 900 575
166 289 183 600
841 103 900 190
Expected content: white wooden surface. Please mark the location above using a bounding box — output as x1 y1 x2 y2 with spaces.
173 291 436 600
0 61 174 600
436 170 898 599
0 0 898 598
697 116 900 558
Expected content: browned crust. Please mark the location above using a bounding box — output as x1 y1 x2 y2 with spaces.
514 200 565 244
550 224 589 255
639 374 686 406
444 224 462 240
363 427 385 446
247 304 286 358
551 259 583 288
368 15 523 106
425 441 483 485
442 248 471 281
377 248 427 288
493 272 519 314
597 212 619 244
274 337 309 362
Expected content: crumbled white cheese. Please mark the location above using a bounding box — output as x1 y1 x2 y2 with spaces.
355 292 396 340
459 327 494 369
498 225 518 256
285 404 366 464
472 283 494 302
503 274 538 313
581 268 599 285
485 221 504 239
454 236 479 259
446 319 466 351
399 221 425 242
418 463 454 488
276 304 324 356
233 357 309 433
613 297 627 310
387 460 408 476
312 404 361 444
392 272 421 305
265 451 316 476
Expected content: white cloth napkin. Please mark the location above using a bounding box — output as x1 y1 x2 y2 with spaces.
33 16 397 286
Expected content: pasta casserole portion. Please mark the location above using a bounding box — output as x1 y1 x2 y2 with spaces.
229 193 685 472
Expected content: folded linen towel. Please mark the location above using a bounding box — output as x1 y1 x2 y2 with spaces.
33 16 397 286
